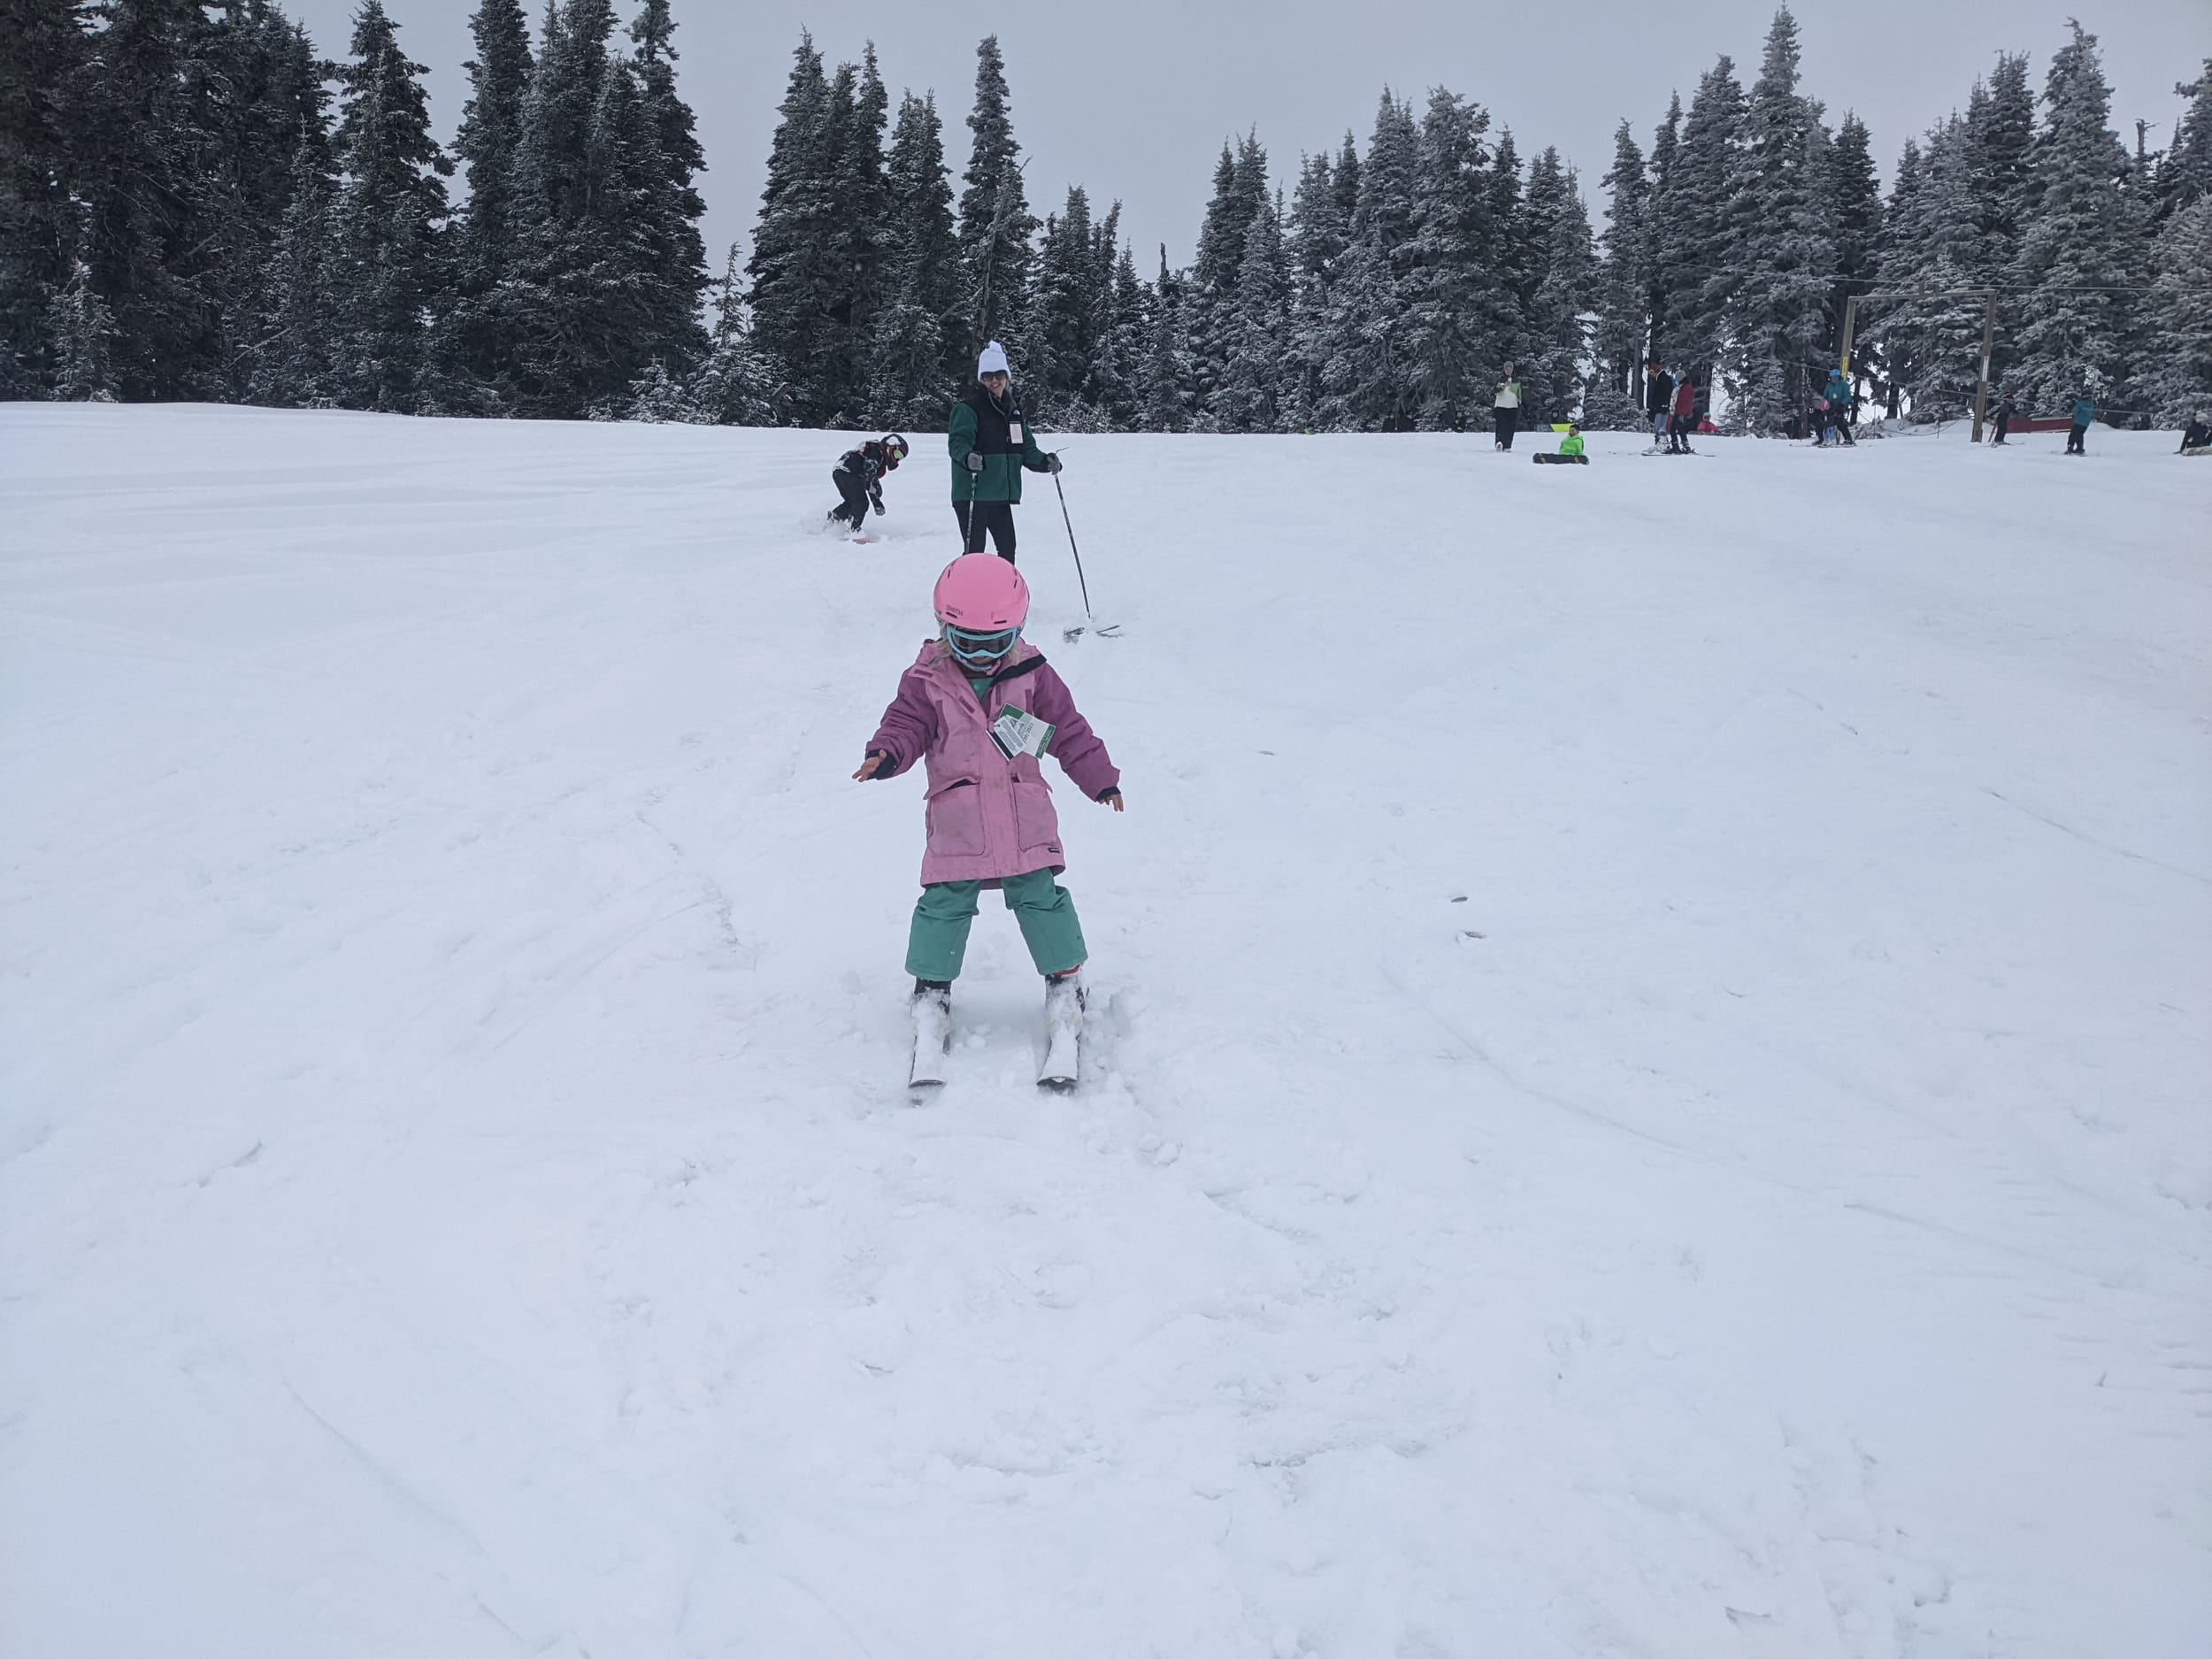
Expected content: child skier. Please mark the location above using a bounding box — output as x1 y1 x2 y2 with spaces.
826 434 910 536
854 554 1124 1091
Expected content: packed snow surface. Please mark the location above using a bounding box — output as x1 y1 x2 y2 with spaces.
3 406 2207 1659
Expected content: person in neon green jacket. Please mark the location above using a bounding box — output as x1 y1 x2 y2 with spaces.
1532 423 1588 465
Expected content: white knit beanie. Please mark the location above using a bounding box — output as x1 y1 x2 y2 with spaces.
977 340 1011 379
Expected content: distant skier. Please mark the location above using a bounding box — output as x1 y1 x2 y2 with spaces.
854 554 1123 1092
1669 374 1698 453
2066 391 2094 456
826 434 909 536
2180 414 2209 455
949 341 1060 561
1820 366 1853 446
1990 391 2015 446
1532 423 1587 465
1493 365 1525 451
1645 361 1674 451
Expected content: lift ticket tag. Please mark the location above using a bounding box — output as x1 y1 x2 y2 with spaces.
990 704 1056 760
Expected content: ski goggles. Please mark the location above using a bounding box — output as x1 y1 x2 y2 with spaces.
946 625 1020 665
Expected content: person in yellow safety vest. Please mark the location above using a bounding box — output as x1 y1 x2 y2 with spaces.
1532 423 1588 465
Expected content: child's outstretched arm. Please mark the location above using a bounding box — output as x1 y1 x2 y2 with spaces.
856 664 938 782
1028 664 1122 808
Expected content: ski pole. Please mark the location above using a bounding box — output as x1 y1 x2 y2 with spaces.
1052 471 1094 621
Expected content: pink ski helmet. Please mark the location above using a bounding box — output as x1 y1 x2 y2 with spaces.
932 553 1029 632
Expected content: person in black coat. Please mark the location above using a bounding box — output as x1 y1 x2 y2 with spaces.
827 435 909 533
1645 361 1674 449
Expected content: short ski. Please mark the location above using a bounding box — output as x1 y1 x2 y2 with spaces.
1037 974 1084 1092
908 984 950 1097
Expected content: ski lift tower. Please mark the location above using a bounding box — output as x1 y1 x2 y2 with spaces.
1838 288 2000 442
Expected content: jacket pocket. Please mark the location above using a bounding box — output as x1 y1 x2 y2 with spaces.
926 780 986 856
1011 779 1060 856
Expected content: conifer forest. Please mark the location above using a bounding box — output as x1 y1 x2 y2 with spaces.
4 1 2208 432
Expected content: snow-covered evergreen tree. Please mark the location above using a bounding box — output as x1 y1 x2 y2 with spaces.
1824 111 1882 411
1215 192 1286 432
443 0 534 407
1282 144 1350 429
1522 148 1595 424
2154 61 2212 220
815 47 889 423
1724 8 1833 431
1186 133 1270 422
2139 196 2212 422
73 0 227 400
869 90 961 430
326 0 450 412
248 120 339 406
1590 120 1650 427
1400 89 1494 431
47 211 120 401
622 0 709 390
1320 90 1417 430
745 33 836 422
688 239 776 425
0 0 88 396
1141 247 1193 432
1655 58 1745 396
957 35 1034 359
2009 21 2150 416
1028 183 1104 426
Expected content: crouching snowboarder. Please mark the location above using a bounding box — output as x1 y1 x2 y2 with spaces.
2177 415 2208 456
853 554 1123 1094
826 434 910 537
1532 424 1587 465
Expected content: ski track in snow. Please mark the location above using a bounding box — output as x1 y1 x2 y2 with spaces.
2 406 2207 1658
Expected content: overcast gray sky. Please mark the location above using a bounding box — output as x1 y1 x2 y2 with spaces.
289 0 2210 271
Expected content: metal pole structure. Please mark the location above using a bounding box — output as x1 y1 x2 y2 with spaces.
1970 290 1997 443
1839 294 1861 380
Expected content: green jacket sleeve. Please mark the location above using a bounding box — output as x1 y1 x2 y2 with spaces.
947 403 978 500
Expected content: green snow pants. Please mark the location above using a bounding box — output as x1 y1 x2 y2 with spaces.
906 870 1087 981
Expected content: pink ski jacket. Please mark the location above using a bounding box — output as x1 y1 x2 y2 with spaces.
867 640 1120 887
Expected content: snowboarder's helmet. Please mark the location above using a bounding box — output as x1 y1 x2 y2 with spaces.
933 553 1029 633
883 434 909 459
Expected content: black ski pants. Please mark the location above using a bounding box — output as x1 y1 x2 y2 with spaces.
1991 414 2010 445
1494 408 1518 449
2066 422 2088 455
830 465 874 528
1668 414 1694 453
955 498 1017 560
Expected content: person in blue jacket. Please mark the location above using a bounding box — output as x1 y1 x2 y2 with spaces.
2066 391 2095 455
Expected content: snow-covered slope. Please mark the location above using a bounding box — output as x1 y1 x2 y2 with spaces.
3 405 2206 1659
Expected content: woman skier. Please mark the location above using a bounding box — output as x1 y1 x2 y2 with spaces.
826 434 909 537
948 341 1060 561
854 554 1123 1091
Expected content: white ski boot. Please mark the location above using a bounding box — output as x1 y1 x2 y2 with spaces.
908 979 951 1095
1038 970 1085 1092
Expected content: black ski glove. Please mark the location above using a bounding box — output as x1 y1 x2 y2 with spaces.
1044 452 1063 475
872 490 885 516
964 451 985 474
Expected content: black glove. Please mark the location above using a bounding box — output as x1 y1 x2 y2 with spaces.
871 490 885 516
964 450 985 474
1044 452 1063 475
